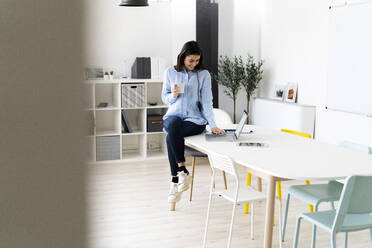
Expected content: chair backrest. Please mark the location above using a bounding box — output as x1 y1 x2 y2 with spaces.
339 140 372 154
213 108 233 125
333 175 372 231
207 151 237 177
281 129 312 139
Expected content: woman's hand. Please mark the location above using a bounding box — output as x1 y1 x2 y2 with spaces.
172 84 180 98
211 127 226 135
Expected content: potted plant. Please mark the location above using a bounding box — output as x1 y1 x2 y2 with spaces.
212 56 244 123
241 55 264 123
109 71 114 80
104 72 109 80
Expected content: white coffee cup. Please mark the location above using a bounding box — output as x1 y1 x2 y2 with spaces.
174 82 184 93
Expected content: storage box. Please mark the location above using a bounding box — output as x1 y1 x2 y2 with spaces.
147 115 163 132
121 83 145 108
96 135 121 161
131 57 151 79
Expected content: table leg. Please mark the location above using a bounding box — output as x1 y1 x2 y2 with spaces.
169 202 176 211
257 177 262 192
264 177 276 248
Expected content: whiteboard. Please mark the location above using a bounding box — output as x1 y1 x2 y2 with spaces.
252 98 316 137
327 1 372 116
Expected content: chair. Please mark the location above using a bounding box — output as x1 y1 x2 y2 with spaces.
203 151 267 248
281 140 372 247
186 108 232 201
293 175 372 248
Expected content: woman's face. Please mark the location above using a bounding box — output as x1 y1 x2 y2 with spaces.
184 55 200 71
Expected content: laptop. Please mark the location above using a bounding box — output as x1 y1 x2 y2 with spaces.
205 110 248 142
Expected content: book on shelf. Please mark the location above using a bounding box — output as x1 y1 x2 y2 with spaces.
121 110 132 133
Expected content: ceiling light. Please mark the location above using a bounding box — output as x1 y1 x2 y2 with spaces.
119 0 149 7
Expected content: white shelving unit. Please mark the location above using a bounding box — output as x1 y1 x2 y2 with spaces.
85 78 168 162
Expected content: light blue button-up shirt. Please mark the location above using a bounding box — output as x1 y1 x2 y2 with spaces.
161 66 217 128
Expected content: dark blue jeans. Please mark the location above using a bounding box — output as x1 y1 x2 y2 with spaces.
163 116 206 177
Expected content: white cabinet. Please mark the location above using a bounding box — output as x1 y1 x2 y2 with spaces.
85 78 168 162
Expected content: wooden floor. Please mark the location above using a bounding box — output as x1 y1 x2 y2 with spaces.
87 157 371 248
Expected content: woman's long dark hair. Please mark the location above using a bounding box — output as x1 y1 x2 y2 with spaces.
174 41 207 72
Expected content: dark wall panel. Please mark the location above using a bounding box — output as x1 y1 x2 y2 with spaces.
196 0 219 108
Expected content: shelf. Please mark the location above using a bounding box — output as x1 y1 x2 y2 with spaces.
95 131 121 136
85 78 163 84
122 132 145 136
122 135 145 159
95 110 121 135
121 151 144 160
95 107 121 111
147 131 166 135
95 83 121 109
120 78 162 83
146 105 168 109
146 132 166 157
122 107 146 110
89 75 167 162
146 150 167 159
121 109 146 133
88 79 121 84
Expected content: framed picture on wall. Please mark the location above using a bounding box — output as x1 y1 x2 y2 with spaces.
273 84 286 101
284 83 298 103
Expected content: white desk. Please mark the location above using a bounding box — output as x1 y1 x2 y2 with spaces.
185 125 372 248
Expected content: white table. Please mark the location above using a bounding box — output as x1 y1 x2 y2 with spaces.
185 125 372 248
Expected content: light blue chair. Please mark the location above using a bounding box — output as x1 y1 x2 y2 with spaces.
339 141 372 154
282 141 372 247
293 175 372 248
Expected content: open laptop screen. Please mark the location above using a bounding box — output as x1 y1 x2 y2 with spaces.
234 110 248 139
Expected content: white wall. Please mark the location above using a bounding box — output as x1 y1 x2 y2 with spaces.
218 0 262 122
83 0 196 78
260 0 372 146
0 0 86 247
171 0 196 65
83 0 173 77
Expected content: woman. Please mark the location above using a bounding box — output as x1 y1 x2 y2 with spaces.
161 41 226 203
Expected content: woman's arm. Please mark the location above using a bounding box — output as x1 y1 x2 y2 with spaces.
161 69 177 105
200 71 217 129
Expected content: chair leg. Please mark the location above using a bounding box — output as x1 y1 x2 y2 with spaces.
344 232 348 248
282 193 291 241
293 216 303 248
278 199 283 248
244 203 249 214
227 202 238 248
209 167 215 188
189 156 196 201
203 181 215 248
331 233 337 248
311 204 320 248
305 180 314 212
250 202 254 240
245 173 252 214
369 228 372 247
274 181 282 226
222 171 227 190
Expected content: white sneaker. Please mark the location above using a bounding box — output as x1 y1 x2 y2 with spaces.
168 182 182 203
178 171 191 193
